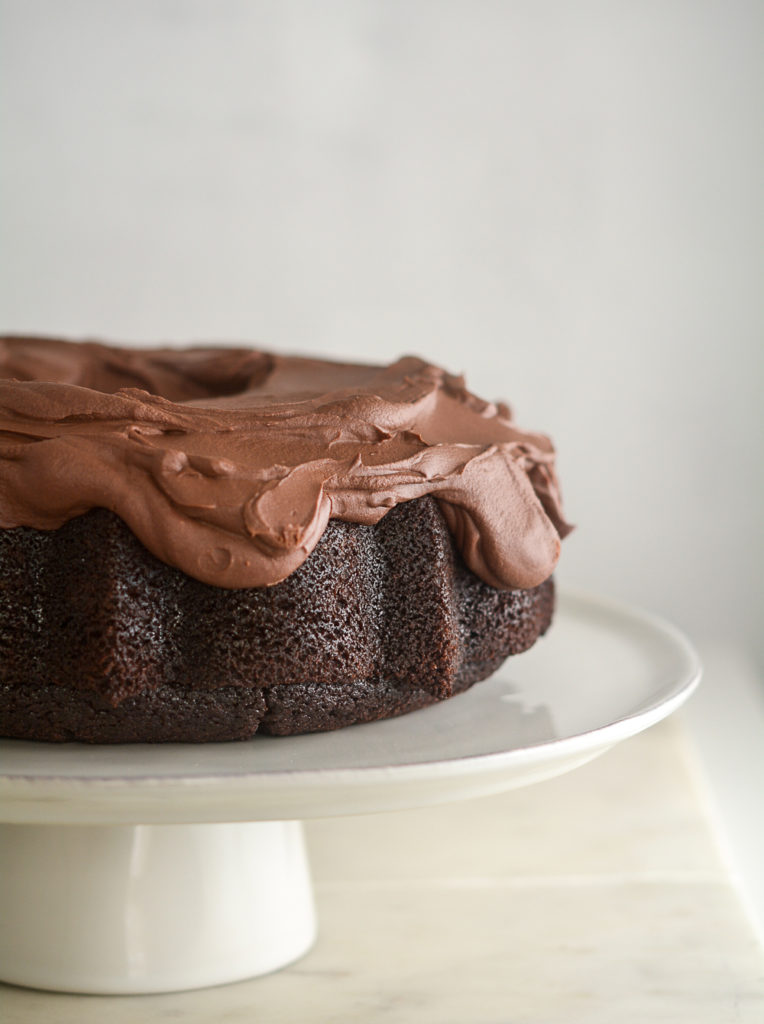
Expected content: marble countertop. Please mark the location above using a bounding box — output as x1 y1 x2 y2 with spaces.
3 716 763 1023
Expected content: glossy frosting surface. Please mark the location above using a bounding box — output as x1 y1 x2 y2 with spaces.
0 337 571 589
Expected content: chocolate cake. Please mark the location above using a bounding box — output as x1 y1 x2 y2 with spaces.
0 337 571 743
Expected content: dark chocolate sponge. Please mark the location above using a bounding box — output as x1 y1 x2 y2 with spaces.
0 496 554 743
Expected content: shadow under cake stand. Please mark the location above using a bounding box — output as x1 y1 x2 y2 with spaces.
0 590 701 995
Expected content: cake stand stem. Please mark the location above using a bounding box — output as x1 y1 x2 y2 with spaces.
0 819 316 995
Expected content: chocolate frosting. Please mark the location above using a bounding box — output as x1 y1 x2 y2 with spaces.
0 337 572 590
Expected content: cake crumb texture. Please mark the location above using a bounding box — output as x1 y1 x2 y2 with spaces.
0 497 553 743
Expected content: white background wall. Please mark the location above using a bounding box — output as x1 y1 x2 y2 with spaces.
1 1 762 668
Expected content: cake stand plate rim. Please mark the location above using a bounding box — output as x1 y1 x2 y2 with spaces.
0 588 702 823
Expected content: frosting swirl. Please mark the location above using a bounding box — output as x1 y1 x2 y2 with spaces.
0 337 572 589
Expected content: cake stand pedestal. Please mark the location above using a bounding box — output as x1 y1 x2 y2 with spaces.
0 591 700 995
0 820 315 994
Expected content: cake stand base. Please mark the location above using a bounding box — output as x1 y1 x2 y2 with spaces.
0 593 702 996
0 820 316 995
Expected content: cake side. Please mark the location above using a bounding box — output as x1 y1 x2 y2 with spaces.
0 497 554 743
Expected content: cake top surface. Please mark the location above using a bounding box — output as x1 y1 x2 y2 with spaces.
0 337 571 589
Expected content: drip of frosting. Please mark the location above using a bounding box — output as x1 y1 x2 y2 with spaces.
0 337 572 590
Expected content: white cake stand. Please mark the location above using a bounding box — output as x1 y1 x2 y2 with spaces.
0 590 700 995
